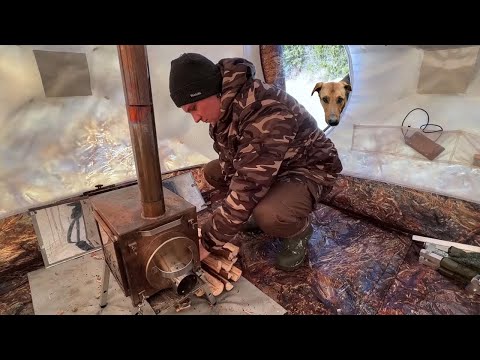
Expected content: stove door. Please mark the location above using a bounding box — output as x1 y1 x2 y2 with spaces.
121 213 200 306
145 231 199 296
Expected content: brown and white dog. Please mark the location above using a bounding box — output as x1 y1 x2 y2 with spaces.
311 74 352 126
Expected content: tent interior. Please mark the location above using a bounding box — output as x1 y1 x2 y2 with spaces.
0 45 479 315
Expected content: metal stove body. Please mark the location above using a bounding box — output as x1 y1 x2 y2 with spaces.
90 184 201 307
87 45 211 308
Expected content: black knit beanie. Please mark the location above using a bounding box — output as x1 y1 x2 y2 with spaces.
169 53 223 108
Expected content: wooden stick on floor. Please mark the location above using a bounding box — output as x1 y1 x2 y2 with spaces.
201 257 232 279
209 254 237 272
210 247 233 260
203 271 224 296
229 265 242 282
202 265 234 291
223 243 239 259
202 255 222 273
412 235 480 253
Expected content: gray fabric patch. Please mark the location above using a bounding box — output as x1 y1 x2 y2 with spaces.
417 47 479 94
33 50 92 97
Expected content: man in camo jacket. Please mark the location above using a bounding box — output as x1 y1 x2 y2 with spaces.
169 53 343 271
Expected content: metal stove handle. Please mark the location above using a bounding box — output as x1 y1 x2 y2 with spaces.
139 218 182 237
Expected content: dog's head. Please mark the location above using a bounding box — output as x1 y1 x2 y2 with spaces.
311 81 352 126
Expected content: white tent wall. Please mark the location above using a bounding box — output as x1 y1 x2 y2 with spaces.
147 46 244 170
0 45 262 220
2 44 478 219
329 45 480 204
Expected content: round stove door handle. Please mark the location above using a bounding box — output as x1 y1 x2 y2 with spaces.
145 236 199 281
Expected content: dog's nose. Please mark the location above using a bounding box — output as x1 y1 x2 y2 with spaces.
328 114 339 125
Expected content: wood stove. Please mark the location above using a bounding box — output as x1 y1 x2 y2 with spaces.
89 45 214 308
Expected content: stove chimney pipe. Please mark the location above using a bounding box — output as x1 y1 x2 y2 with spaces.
117 45 165 218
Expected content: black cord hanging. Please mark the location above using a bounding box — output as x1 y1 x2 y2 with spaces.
401 107 443 142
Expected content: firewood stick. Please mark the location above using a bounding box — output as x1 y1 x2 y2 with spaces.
230 265 242 276
209 254 237 272
218 268 232 280
220 258 234 272
223 257 238 272
202 265 234 291
229 265 242 282
223 243 239 258
202 255 222 273
201 257 221 274
203 271 224 296
229 273 240 282
201 259 232 280
175 303 191 312
210 247 232 260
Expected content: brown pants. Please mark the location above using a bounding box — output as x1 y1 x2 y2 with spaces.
203 159 314 238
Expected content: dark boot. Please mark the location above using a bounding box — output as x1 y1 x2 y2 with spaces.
275 221 313 272
241 215 261 233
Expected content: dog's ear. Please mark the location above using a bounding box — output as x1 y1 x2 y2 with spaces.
341 81 352 93
311 82 323 96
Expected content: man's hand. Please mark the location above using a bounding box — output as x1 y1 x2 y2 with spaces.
197 227 242 292
198 228 210 261
197 227 239 263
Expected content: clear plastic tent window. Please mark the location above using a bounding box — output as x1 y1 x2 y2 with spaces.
328 45 480 205
351 125 480 166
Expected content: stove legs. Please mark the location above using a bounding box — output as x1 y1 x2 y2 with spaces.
99 261 110 308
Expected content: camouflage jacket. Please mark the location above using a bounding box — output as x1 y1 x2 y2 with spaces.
201 58 342 252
